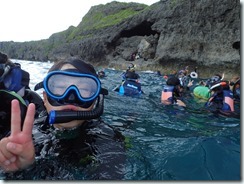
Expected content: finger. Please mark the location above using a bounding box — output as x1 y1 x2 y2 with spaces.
0 151 12 170
0 149 9 165
6 142 35 169
10 100 21 136
22 103 35 135
0 140 16 163
6 142 23 156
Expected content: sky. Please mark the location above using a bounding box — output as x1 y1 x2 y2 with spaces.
0 0 159 42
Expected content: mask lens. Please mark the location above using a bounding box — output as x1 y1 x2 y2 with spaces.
45 71 100 102
3 67 23 92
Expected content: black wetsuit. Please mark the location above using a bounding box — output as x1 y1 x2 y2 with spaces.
3 110 126 180
0 89 45 139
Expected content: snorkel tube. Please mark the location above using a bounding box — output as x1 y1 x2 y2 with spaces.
209 81 227 92
49 94 105 124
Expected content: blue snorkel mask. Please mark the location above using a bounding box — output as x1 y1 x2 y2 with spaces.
0 63 30 96
43 70 101 108
34 69 108 124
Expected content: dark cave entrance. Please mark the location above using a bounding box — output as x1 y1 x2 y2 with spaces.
107 21 160 60
232 41 240 50
120 21 159 37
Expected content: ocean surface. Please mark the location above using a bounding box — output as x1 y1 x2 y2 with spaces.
0 59 241 180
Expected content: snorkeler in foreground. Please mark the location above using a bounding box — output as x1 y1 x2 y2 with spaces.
0 58 125 179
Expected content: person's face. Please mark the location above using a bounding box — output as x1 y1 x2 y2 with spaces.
43 64 95 129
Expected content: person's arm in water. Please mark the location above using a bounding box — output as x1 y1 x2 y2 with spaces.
0 99 35 172
176 99 186 107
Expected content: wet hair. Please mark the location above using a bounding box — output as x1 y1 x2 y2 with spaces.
48 58 98 77
166 76 180 86
0 52 8 64
0 52 14 66
125 71 139 79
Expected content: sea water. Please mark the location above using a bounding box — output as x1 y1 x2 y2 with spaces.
0 59 240 180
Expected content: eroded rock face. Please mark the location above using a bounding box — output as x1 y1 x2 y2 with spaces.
0 0 240 76
154 0 240 67
109 0 240 71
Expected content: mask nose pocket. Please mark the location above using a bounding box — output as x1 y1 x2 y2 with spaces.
65 89 79 103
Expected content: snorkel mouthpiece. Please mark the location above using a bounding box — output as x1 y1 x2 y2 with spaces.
48 95 105 124
49 110 102 124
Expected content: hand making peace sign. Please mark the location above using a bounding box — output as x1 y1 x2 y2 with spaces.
0 99 36 172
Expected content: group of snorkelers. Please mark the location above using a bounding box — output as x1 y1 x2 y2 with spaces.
98 62 240 118
161 65 240 117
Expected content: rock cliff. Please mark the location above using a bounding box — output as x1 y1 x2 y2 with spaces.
0 0 240 78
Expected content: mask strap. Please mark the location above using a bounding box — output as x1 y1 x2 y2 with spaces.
34 81 44 91
100 88 108 95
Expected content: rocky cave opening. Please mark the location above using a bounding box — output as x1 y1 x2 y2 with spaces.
232 41 240 50
120 21 159 37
